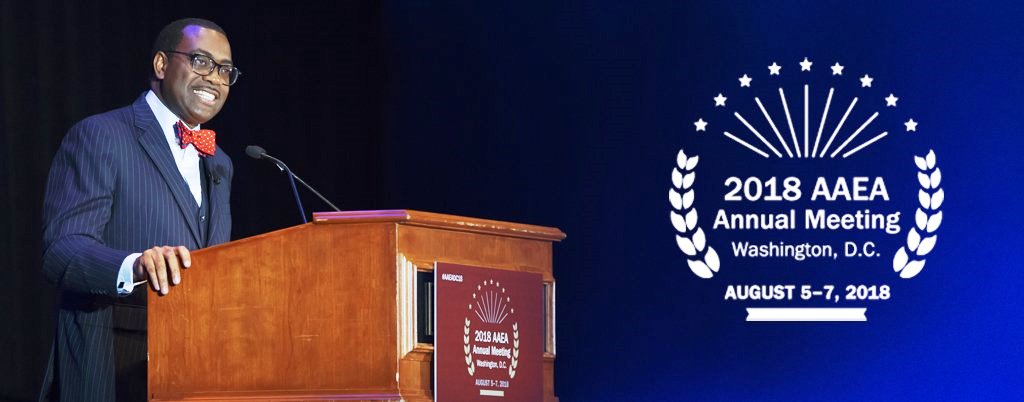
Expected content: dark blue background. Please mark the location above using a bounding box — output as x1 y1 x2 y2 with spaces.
381 1 1023 400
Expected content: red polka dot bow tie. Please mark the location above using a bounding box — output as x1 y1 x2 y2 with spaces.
175 120 216 157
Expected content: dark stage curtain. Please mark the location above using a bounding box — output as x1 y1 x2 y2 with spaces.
0 2 385 399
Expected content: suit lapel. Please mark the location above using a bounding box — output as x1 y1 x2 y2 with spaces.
131 95 202 247
204 156 225 247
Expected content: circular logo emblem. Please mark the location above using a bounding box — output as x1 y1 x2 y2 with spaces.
668 58 944 321
463 279 520 383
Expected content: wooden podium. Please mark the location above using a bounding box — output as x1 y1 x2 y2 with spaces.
147 210 565 401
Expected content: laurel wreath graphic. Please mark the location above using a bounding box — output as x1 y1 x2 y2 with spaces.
892 150 944 279
509 322 520 379
463 317 475 376
669 149 721 278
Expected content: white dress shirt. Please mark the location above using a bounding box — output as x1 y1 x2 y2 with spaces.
116 90 205 295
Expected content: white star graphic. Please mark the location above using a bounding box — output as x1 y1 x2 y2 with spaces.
860 74 873 87
694 118 708 132
885 93 899 107
713 93 727 107
800 57 813 71
830 62 844 75
768 62 781 75
904 119 918 132
738 74 752 87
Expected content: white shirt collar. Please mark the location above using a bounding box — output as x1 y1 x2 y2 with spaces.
144 90 200 147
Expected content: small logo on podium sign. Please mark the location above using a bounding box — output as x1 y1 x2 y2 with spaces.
435 263 542 401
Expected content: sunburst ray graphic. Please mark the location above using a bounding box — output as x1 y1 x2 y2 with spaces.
473 288 510 324
696 58 907 159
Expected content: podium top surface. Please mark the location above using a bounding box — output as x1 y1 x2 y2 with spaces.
313 209 566 241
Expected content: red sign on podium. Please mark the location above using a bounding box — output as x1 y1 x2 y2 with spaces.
434 262 543 401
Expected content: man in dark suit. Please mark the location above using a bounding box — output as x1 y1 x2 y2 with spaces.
40 18 239 401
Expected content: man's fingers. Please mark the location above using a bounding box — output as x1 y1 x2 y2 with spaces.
164 247 182 286
135 245 193 295
141 251 160 292
152 247 169 295
176 246 192 268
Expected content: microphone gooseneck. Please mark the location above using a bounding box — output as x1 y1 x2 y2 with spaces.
245 145 342 223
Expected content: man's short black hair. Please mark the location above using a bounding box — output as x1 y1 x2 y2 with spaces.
151 18 227 57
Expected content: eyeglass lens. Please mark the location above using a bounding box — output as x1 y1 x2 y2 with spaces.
191 54 239 86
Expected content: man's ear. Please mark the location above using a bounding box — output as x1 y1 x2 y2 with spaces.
153 51 167 80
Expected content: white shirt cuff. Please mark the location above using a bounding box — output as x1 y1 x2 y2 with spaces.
117 253 142 295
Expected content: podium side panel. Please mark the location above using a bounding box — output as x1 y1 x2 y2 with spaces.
395 224 557 402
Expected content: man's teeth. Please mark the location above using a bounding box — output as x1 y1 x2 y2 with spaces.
193 89 216 102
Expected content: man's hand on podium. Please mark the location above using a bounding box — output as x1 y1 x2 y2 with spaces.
133 246 192 295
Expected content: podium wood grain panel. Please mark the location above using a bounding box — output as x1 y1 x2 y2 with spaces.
148 210 563 401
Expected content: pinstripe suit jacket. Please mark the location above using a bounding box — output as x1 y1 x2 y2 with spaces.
41 93 233 401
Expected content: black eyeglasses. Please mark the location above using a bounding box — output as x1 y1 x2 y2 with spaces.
165 50 241 86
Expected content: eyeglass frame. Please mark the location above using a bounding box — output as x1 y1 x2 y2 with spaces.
163 50 241 86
